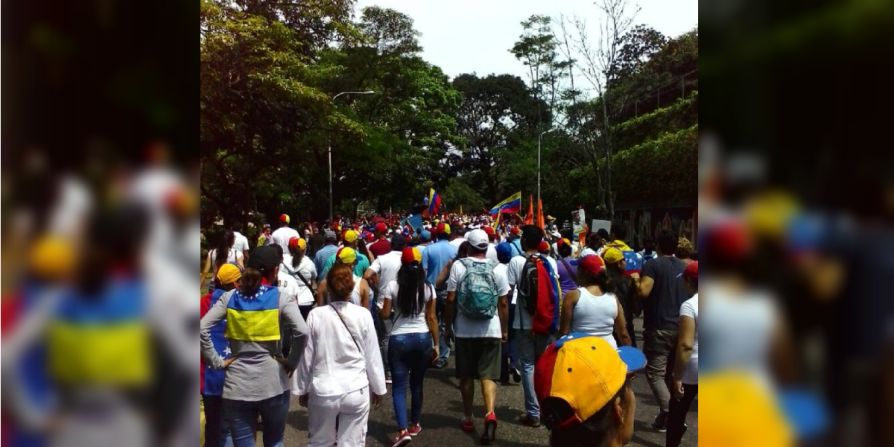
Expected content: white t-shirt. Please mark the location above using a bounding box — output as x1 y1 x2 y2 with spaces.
280 254 318 306
383 280 433 336
449 238 466 248
679 294 699 384
447 257 510 339
271 226 300 253
207 248 243 267
277 266 301 305
485 244 498 262
580 247 598 258
370 251 403 307
233 231 250 253
507 254 559 330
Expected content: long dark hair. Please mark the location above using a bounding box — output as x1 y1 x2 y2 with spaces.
239 267 263 297
577 264 614 294
396 263 426 317
289 244 303 269
215 230 235 269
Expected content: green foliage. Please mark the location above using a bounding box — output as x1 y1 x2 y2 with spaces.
612 91 698 151
442 178 486 213
609 124 698 207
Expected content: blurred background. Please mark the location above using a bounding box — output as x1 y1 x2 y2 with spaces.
701 0 894 446
2 1 199 446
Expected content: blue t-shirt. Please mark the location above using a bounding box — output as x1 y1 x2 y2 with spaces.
314 244 338 275
422 240 457 287
556 257 580 297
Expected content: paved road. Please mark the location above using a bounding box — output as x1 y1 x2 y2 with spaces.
284 318 697 446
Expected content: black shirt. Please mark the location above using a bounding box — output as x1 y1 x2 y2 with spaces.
641 256 688 331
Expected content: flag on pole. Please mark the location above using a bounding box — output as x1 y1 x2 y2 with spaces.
489 192 522 216
493 209 502 229
537 198 545 230
524 194 534 225
428 188 442 216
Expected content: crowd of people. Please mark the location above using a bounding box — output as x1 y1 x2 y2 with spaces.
200 211 700 447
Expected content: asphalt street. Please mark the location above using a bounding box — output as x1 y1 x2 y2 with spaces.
283 317 697 446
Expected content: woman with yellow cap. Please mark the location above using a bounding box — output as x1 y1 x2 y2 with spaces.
293 262 387 447
379 247 440 446
315 247 371 309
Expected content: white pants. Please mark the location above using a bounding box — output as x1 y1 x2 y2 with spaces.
308 386 370 447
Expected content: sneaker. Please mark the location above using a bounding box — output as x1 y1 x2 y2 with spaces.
460 418 474 433
433 359 447 369
407 423 422 437
510 367 521 383
651 411 668 432
517 414 541 427
385 372 393 384
391 430 412 447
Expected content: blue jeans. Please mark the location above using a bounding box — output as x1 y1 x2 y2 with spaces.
224 391 290 447
388 332 433 429
436 291 451 362
512 329 553 418
203 394 234 447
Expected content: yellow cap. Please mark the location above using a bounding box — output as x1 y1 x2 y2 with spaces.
602 247 624 265
336 247 357 265
29 236 75 279
216 263 242 285
700 371 794 447
344 229 359 243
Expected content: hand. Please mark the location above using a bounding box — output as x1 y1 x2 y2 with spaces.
501 332 509 343
630 272 641 280
223 357 237 369
431 346 440 362
274 356 294 377
371 393 383 409
298 394 309 408
671 379 684 400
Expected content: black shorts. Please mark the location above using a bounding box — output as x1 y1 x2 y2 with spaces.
454 338 502 380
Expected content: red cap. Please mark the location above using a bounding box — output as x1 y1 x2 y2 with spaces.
401 247 422 265
538 240 550 252
375 222 388 233
579 255 606 275
279 213 290 224
510 227 520 235
483 226 495 239
681 261 698 280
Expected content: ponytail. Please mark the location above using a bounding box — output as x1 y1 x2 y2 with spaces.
239 267 263 296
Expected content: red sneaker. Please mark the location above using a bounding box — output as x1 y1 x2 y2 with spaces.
481 412 498 445
407 423 422 436
460 418 474 432
391 430 412 447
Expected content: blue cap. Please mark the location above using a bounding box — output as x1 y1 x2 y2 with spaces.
496 242 513 264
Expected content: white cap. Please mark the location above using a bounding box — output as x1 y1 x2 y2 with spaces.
467 229 489 250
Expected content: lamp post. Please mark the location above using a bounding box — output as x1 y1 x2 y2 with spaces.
329 90 375 222
538 127 556 206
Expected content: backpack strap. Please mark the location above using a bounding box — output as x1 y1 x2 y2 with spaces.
281 261 316 297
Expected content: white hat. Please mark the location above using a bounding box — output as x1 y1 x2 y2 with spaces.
466 229 489 250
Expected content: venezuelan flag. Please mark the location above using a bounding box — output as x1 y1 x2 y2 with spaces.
489 192 522 216
428 188 441 215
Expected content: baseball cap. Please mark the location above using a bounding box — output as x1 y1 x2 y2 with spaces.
375 222 388 233
29 236 75 279
535 334 646 429
466 229 489 250
420 229 432 242
279 213 290 224
344 229 359 243
578 254 606 274
483 225 495 239
288 237 306 250
336 247 357 265
510 226 520 235
495 242 513 264
436 222 451 236
538 240 550 252
678 261 698 280
216 263 242 285
602 247 624 265
401 247 423 264
323 229 337 241
248 246 281 271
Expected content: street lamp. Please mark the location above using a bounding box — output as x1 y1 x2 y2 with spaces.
329 90 376 221
538 127 556 206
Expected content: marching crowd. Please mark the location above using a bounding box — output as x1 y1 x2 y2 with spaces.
200 212 699 447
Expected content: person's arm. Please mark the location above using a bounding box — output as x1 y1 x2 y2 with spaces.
424 290 439 357
315 279 327 306
363 311 387 399
444 291 456 337
637 275 654 298
435 260 453 289
498 294 509 342
613 296 632 346
359 279 371 310
200 293 231 369
294 312 315 403
364 259 380 288
280 297 309 372
672 312 696 399
559 289 579 336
